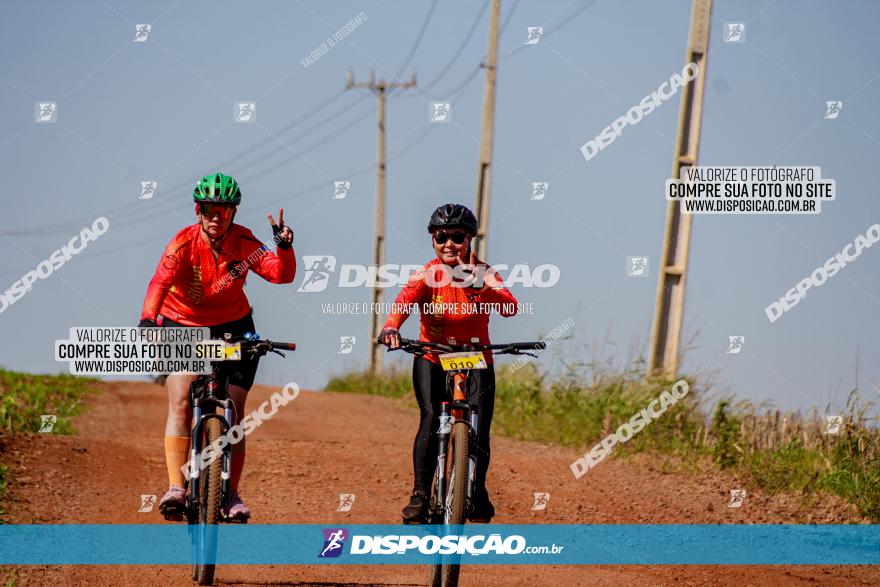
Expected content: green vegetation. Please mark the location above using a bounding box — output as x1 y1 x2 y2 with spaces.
0 369 97 435
0 368 97 520
327 365 412 399
326 358 880 521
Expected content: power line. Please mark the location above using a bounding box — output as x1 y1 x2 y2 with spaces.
6 0 596 239
390 0 439 81
418 0 489 96
501 0 599 59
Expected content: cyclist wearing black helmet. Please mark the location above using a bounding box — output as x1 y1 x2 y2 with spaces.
380 203 518 523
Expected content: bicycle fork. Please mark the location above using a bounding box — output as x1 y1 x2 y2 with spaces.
434 373 480 519
188 385 234 513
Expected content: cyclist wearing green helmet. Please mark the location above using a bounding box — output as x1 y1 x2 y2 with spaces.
140 172 295 522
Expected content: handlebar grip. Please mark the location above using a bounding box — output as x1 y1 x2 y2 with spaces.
271 341 297 351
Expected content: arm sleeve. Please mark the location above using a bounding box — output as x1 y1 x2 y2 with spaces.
383 264 430 330
141 239 185 321
242 230 296 284
477 262 518 317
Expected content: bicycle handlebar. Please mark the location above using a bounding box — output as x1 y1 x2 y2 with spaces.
208 335 297 356
377 336 544 355
269 341 297 351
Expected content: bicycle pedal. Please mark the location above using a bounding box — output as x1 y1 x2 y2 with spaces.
159 503 185 521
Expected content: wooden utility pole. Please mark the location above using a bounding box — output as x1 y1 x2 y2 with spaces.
648 0 712 379
474 0 501 260
346 70 417 375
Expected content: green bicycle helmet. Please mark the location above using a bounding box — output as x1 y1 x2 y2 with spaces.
193 173 242 205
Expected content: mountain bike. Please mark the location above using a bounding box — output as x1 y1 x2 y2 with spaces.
384 336 544 587
176 332 296 585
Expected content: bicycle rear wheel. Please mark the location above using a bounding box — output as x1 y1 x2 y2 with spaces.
196 418 222 585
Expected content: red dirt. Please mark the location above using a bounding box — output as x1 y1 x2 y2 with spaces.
1 381 877 586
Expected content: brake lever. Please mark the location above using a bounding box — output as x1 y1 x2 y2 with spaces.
270 349 286 358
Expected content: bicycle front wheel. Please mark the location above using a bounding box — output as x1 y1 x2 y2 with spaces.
440 420 470 587
196 418 222 585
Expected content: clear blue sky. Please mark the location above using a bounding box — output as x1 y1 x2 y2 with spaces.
1 0 878 412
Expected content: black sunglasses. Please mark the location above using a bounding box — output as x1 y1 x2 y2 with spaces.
433 231 468 245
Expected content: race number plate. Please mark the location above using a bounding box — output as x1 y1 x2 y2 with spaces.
439 351 487 371
199 341 242 361
223 342 242 361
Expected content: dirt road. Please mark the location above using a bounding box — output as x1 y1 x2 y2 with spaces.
2 381 877 586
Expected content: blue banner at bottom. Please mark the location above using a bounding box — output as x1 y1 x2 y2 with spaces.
0 524 877 565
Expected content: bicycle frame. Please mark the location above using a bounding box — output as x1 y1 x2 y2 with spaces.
434 368 480 523
186 366 234 522
380 335 542 526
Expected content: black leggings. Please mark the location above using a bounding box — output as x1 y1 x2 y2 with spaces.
411 357 496 494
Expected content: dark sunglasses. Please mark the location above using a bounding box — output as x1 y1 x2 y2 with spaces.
433 231 468 245
199 203 234 218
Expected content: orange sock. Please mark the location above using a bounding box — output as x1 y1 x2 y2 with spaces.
164 435 191 487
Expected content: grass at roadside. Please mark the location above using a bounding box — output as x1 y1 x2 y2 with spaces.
327 365 412 400
326 361 879 521
0 368 98 521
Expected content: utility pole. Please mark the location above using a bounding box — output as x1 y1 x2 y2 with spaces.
648 0 712 379
474 0 501 260
347 70 417 375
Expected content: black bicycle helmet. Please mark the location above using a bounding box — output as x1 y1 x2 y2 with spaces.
427 203 478 235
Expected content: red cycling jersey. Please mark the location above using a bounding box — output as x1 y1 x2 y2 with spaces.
382 257 518 365
141 223 296 326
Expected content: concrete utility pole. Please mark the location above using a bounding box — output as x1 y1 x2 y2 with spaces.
346 70 417 375
474 0 501 260
648 0 713 379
